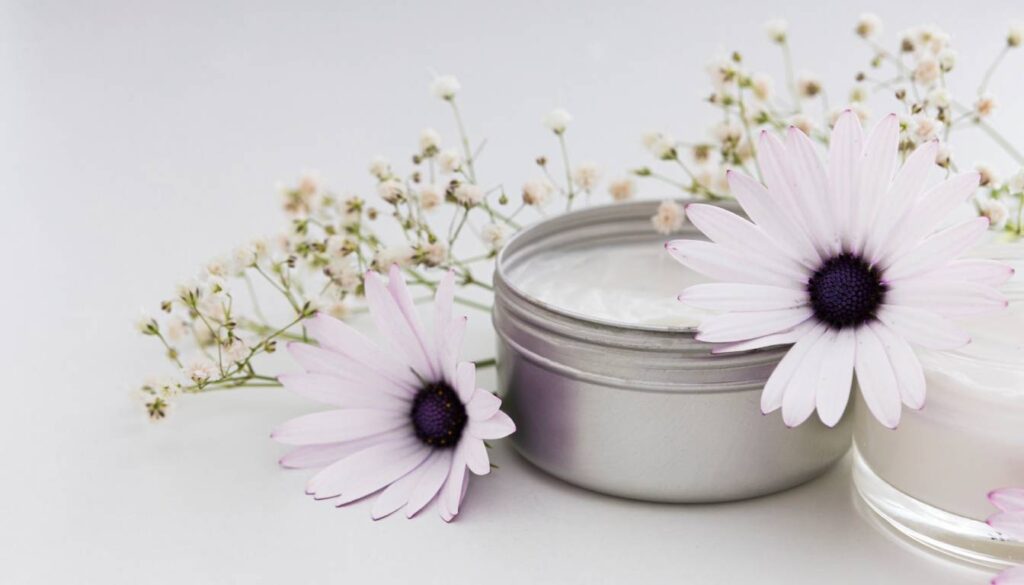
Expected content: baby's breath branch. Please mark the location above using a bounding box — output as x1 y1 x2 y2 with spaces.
978 45 1010 97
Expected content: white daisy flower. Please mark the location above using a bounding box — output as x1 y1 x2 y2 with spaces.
667 111 1011 429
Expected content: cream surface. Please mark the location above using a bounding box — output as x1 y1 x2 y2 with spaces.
856 282 1024 521
508 240 712 328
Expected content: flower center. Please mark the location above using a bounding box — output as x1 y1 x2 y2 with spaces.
807 253 887 329
410 382 467 448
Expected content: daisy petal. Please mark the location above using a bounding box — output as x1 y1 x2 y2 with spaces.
463 437 491 475
863 140 938 262
404 449 454 518
884 217 990 281
828 110 865 247
815 328 855 427
710 320 816 353
442 452 469 516
468 410 516 440
887 279 1008 317
271 409 409 446
371 456 431 520
466 389 502 420
852 114 899 252
993 565 1024 585
434 270 456 376
387 264 439 378
761 324 827 414
695 307 813 343
877 305 971 350
666 240 804 287
438 316 467 386
286 343 413 399
454 361 476 404
870 322 926 410
989 511 1024 540
726 170 818 269
990 488 1024 512
782 329 833 427
305 314 419 390
854 326 903 429
757 131 823 261
365 271 435 380
926 259 1016 288
278 373 408 410
684 204 809 281
279 432 405 469
305 436 420 499
786 126 839 255
333 444 433 506
680 282 809 312
881 173 982 265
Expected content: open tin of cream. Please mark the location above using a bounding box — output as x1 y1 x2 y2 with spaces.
493 199 851 503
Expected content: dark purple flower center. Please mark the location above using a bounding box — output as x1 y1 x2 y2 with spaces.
807 252 887 329
410 382 467 448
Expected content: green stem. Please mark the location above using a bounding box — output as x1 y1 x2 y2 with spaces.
449 99 477 183
558 132 576 211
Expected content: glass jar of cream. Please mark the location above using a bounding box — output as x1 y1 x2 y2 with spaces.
853 239 1024 568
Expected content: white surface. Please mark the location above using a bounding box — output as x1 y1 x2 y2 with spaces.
3 0 1021 583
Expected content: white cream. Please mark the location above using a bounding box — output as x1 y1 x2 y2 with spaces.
507 240 712 328
855 243 1024 521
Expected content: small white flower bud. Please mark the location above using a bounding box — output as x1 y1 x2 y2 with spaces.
430 75 460 100
438 149 462 174
543 108 573 134
651 200 686 235
572 162 601 191
521 179 554 207
977 199 1009 229
419 128 441 154
763 18 788 44
369 156 392 180
855 13 882 39
453 183 483 206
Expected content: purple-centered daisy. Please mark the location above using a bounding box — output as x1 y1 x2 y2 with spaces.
668 111 1013 429
989 488 1024 584
272 265 515 521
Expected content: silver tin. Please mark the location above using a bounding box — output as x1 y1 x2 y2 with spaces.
493 200 851 503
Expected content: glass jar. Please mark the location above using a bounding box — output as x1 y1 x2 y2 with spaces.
853 239 1024 568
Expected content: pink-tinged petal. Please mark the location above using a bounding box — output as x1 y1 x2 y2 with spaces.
286 343 413 399
438 316 467 386
433 269 456 374
761 324 827 414
467 410 516 440
333 444 433 506
466 389 502 420
404 450 454 518
851 114 899 253
726 170 819 269
993 564 1024 585
870 322 926 410
684 204 809 281
695 307 813 343
304 315 419 391
305 436 420 499
757 131 824 261
278 373 408 410
710 320 816 354
680 282 808 312
828 110 865 248
279 433 405 469
883 217 990 281
990 488 1024 513
816 328 856 427
782 329 833 427
463 437 490 475
863 140 939 262
881 172 982 265
370 455 431 520
441 455 469 517
989 511 1024 541
364 271 435 380
454 361 476 404
386 264 438 379
877 305 971 350
854 326 903 429
926 259 1015 288
666 240 805 288
886 279 1008 317
786 126 840 256
271 409 409 446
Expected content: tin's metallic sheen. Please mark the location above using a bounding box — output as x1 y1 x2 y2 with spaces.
493 200 851 503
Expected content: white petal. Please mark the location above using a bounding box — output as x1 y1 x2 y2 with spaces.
785 126 840 256
696 307 813 343
466 389 502 420
278 373 409 410
684 203 809 281
305 436 420 499
815 328 856 427
880 172 982 265
990 488 1024 513
371 455 431 520
726 170 819 269
993 564 1024 585
666 239 804 287
305 314 419 390
433 270 457 377
454 361 476 404
271 409 409 446
404 449 454 518
852 114 899 252
365 271 435 380
925 259 1016 288
877 305 971 350
883 217 990 281
782 330 834 427
854 326 903 429
279 433 405 469
438 316 466 386
757 131 823 261
710 320 816 354
828 110 865 248
441 452 468 516
869 322 926 410
680 282 809 312
863 140 939 262
387 264 439 379
463 437 491 475
989 511 1024 541
760 324 827 413
886 279 1008 317
333 444 432 506
467 410 516 440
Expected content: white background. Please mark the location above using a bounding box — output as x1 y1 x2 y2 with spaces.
3 0 1022 583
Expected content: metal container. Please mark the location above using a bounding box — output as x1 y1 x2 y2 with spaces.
493 199 851 503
